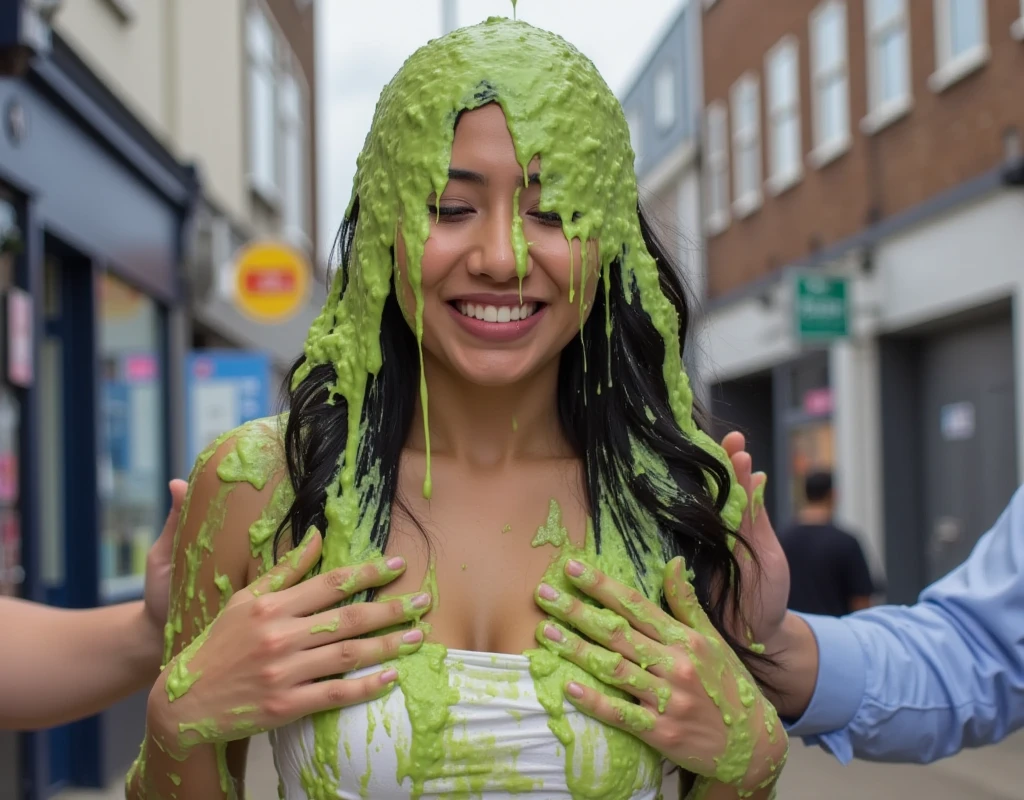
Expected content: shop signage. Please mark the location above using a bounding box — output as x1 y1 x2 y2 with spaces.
233 241 310 323
4 288 32 388
185 350 271 468
794 272 848 342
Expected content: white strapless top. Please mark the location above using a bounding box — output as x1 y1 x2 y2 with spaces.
270 648 674 799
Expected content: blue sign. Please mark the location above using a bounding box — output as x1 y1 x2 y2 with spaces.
185 350 273 471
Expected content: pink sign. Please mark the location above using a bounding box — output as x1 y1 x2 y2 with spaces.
124 354 158 382
803 387 834 416
6 288 32 388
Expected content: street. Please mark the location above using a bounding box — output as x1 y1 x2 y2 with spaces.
58 729 1024 799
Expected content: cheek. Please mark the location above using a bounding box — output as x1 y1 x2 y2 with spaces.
534 237 602 316
396 232 449 325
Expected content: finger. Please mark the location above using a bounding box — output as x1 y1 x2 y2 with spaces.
535 582 673 675
559 560 678 654
663 557 705 631
291 666 399 718
281 556 413 617
292 627 425 683
750 471 767 526
563 680 657 738
721 431 746 458
245 527 323 600
537 621 672 712
152 479 188 555
299 591 432 646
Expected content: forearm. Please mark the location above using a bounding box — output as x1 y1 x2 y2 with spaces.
0 598 161 729
687 778 779 799
758 612 819 719
126 733 232 800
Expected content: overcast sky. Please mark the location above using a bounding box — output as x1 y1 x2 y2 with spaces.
314 0 686 259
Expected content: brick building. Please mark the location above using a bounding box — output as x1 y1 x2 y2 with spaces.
698 0 1024 600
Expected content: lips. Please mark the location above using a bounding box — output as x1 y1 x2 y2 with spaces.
446 298 547 342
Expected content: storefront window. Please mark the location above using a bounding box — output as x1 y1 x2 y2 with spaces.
98 274 165 601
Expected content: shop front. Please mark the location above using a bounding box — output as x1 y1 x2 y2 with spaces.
0 27 198 800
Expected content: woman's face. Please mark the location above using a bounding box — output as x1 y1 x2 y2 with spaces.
396 103 599 387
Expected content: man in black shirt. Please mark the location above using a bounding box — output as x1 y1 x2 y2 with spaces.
778 470 875 617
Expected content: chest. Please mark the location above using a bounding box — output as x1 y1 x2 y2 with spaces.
379 456 592 655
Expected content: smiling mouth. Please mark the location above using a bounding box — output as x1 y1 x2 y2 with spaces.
451 301 543 323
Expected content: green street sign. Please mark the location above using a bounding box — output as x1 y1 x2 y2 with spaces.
794 273 848 340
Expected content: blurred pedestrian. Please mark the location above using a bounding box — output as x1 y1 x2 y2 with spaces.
778 470 874 617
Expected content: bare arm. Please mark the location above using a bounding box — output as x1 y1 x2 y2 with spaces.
761 612 820 720
127 433 273 800
0 599 160 729
0 480 185 730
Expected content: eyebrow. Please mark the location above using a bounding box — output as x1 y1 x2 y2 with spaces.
446 168 543 186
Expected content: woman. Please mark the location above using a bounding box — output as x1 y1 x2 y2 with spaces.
130 18 786 800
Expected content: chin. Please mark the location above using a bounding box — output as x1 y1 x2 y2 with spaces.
446 351 549 388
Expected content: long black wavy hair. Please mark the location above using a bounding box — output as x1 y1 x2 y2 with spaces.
273 194 771 677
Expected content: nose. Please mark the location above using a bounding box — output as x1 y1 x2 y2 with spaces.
467 209 527 283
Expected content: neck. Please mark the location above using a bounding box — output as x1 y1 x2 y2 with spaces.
799 504 832 525
405 355 571 468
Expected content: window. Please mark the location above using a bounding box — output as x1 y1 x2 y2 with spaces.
730 73 762 216
930 0 989 92
280 67 307 243
98 274 165 601
627 109 643 166
247 6 278 197
654 64 676 131
766 38 802 192
1013 0 1024 41
810 0 850 164
704 102 730 233
863 0 911 133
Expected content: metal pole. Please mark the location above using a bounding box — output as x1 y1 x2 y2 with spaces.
442 0 457 34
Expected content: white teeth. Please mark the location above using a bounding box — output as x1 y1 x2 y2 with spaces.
456 302 537 323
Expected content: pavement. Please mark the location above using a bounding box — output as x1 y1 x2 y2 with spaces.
58 729 1024 799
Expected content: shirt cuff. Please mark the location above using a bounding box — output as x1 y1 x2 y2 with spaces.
783 613 867 737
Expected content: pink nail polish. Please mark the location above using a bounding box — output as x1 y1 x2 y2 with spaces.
380 669 398 683
544 624 563 642
386 556 405 570
565 682 584 698
411 593 431 609
402 629 423 643
566 560 585 578
538 584 559 601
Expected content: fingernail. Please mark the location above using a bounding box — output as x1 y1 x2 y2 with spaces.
379 668 398 683
537 583 559 601
566 560 585 577
402 629 423 643
386 556 405 570
565 682 584 699
411 593 431 609
544 624 563 642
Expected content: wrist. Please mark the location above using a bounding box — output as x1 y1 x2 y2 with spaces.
128 601 165 677
762 612 818 718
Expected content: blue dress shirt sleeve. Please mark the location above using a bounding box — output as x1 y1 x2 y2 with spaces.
785 484 1024 764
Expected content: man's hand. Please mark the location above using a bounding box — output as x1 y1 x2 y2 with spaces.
143 480 188 634
721 432 790 649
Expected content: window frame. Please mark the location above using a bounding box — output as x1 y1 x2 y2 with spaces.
279 55 312 247
1013 0 1024 40
246 3 280 203
730 72 762 218
627 108 644 168
929 0 990 92
861 0 913 135
703 101 730 235
809 0 851 166
765 36 803 194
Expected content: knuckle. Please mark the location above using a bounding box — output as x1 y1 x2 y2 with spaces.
392 598 410 619
336 639 358 669
257 629 289 658
321 567 351 593
325 682 352 707
671 658 697 686
250 595 279 619
611 657 630 680
261 695 290 720
257 663 286 687
340 604 364 631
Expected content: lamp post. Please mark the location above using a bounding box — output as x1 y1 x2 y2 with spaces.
441 0 457 34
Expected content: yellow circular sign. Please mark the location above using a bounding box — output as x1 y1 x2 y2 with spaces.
234 241 310 323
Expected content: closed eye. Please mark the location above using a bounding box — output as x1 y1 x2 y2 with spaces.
427 204 473 220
